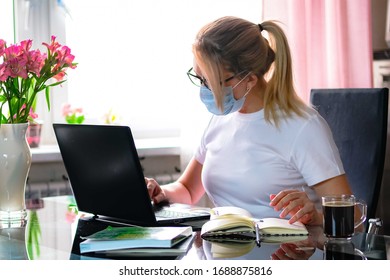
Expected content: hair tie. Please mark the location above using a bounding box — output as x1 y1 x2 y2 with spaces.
258 24 263 32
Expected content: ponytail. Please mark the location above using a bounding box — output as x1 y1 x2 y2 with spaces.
261 21 307 127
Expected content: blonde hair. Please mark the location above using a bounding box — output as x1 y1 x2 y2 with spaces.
193 16 308 126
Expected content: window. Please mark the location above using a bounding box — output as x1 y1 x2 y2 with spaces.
63 0 262 139
13 0 262 142
0 0 15 43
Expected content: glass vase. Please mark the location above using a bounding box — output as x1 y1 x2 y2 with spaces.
0 123 31 227
26 121 43 148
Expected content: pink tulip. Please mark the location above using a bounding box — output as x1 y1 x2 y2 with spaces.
74 107 83 114
4 44 22 60
3 44 28 79
29 108 38 119
20 39 33 52
0 63 7 81
6 57 28 79
42 35 61 53
53 46 76 73
0 39 5 56
62 103 83 116
26 49 46 76
61 103 72 117
53 71 66 81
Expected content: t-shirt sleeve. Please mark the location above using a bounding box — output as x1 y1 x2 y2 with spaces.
290 113 345 186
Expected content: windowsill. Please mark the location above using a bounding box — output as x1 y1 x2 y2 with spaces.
31 137 181 163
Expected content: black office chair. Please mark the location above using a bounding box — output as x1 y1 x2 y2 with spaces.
310 88 389 229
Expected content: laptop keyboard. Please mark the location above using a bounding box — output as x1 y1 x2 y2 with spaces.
155 209 199 218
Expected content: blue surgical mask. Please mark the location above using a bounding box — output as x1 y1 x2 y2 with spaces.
199 73 251 115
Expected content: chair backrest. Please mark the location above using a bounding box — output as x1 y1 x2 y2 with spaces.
310 88 389 222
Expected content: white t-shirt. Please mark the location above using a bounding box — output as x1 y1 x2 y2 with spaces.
194 107 344 219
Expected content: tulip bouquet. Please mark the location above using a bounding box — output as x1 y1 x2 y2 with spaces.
62 103 85 124
0 36 77 124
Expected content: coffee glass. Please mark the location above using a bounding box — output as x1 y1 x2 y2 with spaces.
322 195 367 238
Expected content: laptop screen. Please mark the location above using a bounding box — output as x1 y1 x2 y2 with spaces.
53 124 157 225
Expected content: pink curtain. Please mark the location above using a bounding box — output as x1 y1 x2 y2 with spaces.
263 0 373 102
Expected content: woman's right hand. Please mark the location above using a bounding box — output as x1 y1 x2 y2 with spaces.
269 190 321 225
271 239 316 260
145 177 167 204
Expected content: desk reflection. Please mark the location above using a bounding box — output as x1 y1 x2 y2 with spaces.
1 196 389 260
0 196 77 260
197 227 324 260
187 223 389 261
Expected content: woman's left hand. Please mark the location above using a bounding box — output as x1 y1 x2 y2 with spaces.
269 189 321 225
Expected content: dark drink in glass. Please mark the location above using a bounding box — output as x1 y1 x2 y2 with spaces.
321 195 367 238
323 201 354 238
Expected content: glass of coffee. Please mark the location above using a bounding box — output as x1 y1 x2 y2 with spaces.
322 195 367 238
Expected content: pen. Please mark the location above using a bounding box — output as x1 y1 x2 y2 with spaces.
255 222 260 247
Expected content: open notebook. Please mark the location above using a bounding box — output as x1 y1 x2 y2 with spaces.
53 124 210 226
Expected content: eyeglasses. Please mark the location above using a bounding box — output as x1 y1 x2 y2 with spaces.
186 67 238 90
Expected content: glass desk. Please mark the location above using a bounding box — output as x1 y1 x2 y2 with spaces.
1 196 389 260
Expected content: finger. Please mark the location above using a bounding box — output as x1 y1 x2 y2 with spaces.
277 192 307 211
281 200 315 224
273 248 291 260
269 189 298 206
279 199 305 218
146 184 153 196
280 244 303 259
146 182 155 195
287 201 314 224
270 190 302 209
146 181 160 198
277 191 310 213
290 211 313 224
153 192 166 204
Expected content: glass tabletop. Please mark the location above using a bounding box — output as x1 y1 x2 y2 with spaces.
1 196 389 260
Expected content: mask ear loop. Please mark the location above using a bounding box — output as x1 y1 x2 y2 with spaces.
232 72 251 89
232 72 252 99
242 87 251 98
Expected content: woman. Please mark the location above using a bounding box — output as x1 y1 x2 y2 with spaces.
147 16 352 226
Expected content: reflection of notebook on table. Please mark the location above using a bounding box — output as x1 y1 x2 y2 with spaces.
53 124 210 226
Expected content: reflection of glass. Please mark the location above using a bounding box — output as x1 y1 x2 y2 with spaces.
25 199 44 260
0 226 29 260
26 210 41 260
323 238 367 260
66 197 79 223
26 122 43 148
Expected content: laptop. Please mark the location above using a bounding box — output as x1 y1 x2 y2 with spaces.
53 123 210 226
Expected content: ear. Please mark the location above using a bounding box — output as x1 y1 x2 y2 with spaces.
246 73 258 91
